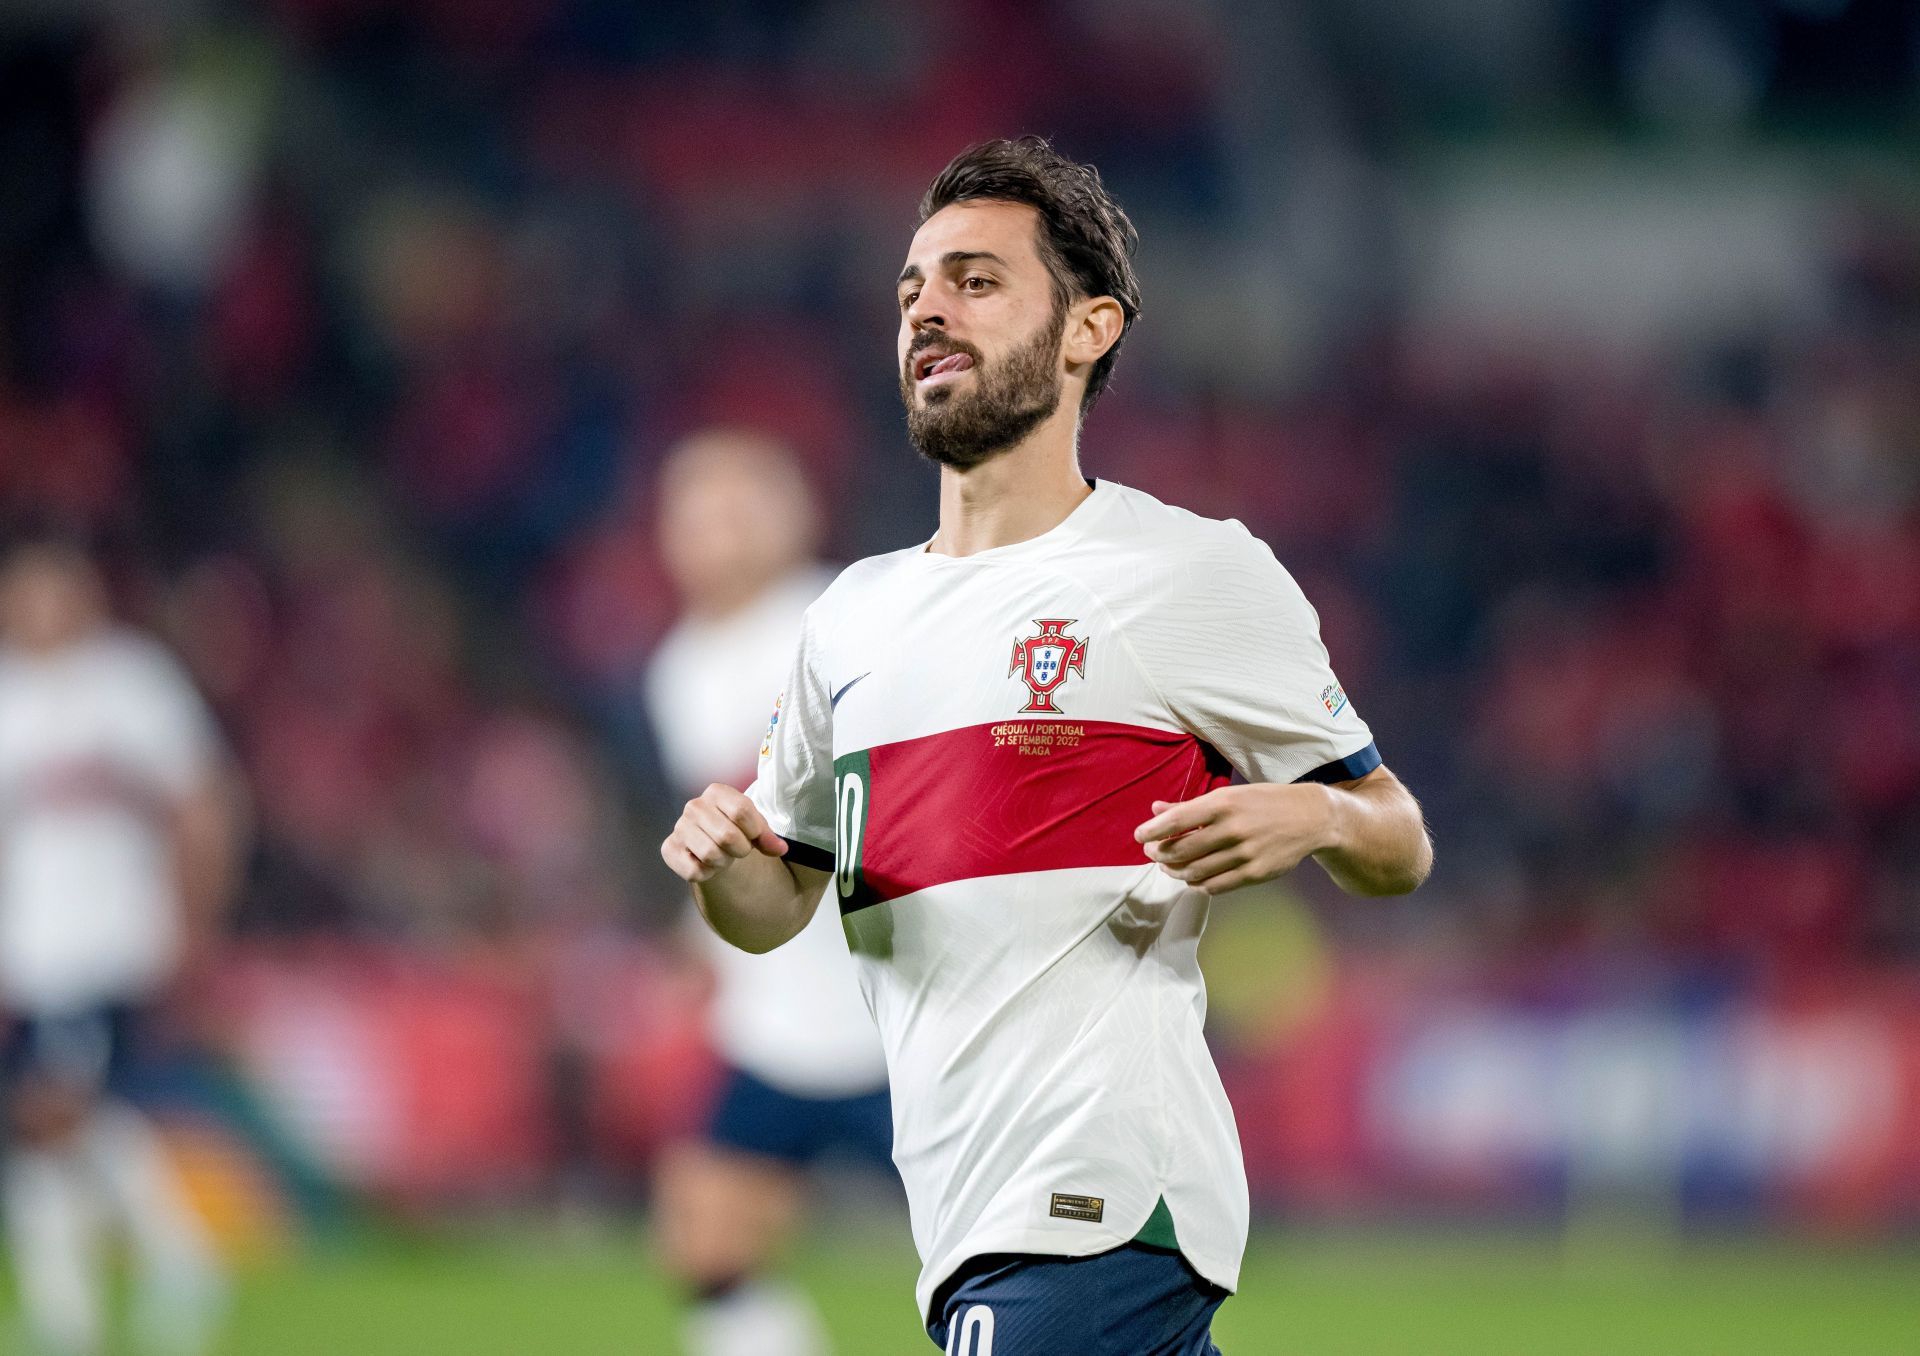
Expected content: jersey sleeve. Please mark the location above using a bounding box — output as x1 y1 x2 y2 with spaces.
744 609 836 871
1133 523 1380 786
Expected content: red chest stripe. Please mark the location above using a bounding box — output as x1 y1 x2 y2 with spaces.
847 719 1231 910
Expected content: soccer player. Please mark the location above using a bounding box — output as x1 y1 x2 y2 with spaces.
643 432 892 1356
660 138 1432 1354
0 533 240 1356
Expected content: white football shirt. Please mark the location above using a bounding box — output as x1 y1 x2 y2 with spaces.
746 480 1379 1318
0 629 220 1014
646 567 889 1098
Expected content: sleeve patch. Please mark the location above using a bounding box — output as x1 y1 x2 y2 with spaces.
759 692 784 760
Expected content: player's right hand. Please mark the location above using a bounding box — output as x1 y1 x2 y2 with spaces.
661 783 789 884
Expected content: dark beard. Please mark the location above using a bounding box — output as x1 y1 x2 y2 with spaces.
901 307 1065 470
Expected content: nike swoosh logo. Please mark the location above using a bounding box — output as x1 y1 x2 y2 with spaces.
830 673 870 709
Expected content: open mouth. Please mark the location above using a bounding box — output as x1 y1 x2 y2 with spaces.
914 348 977 384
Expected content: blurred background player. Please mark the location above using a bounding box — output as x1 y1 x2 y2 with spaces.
0 531 243 1356
642 432 892 1356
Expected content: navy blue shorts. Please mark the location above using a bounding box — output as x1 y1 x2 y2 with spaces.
0 1005 143 1101
707 1065 893 1170
928 1243 1228 1354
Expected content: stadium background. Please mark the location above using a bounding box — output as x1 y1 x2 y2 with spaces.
3 0 1919 1350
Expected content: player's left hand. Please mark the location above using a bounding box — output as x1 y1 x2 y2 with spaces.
1134 783 1334 895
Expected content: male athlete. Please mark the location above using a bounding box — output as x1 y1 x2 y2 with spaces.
0 533 239 1355
661 138 1432 1354
644 431 891 1356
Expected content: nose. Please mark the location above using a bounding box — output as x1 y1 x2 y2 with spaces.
905 288 946 332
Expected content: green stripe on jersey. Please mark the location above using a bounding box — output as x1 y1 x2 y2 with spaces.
1134 1195 1181 1253
830 748 877 915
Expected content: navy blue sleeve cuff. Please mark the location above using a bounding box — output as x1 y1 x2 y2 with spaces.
781 838 835 872
1293 740 1382 785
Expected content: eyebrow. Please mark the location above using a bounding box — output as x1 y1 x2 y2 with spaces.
897 250 1011 287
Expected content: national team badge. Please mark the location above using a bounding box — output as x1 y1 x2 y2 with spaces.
1008 618 1087 714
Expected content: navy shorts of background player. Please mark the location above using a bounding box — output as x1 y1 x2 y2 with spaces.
706 1064 894 1169
927 1242 1228 1355
0 1004 146 1103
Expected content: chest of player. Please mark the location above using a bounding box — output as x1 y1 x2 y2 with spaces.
0 685 165 819
816 569 1226 916
820 568 1162 760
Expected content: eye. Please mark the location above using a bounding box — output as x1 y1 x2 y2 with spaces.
961 276 992 293
899 289 920 310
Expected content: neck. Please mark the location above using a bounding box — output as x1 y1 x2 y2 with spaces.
928 402 1091 557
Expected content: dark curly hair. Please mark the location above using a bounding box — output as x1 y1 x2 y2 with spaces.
919 136 1142 410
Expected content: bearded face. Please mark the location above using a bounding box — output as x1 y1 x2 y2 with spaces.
900 302 1066 470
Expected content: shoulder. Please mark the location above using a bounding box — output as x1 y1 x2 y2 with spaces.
805 544 923 624
652 567 826 663
1080 481 1296 604
92 628 199 692
80 631 215 738
773 564 837 613
643 618 699 695
1087 480 1271 558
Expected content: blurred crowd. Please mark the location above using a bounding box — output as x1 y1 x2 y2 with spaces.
1 0 1915 974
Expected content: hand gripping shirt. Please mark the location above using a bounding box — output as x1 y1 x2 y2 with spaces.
745 480 1379 1321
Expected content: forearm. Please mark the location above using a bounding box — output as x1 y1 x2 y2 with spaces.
173 773 249 944
1312 768 1432 896
693 852 821 954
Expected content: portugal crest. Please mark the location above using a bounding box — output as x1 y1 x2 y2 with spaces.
1008 618 1088 714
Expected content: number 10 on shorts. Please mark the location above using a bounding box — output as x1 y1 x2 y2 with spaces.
947 1304 995 1355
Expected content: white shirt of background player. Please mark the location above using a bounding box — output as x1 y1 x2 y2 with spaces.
0 626 221 1015
647 565 887 1097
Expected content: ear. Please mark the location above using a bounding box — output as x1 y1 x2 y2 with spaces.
1062 296 1125 370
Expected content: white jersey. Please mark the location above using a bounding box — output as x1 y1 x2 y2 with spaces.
747 480 1378 1319
646 568 889 1098
0 629 220 1014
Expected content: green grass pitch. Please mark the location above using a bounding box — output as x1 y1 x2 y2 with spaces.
21 1227 1920 1353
